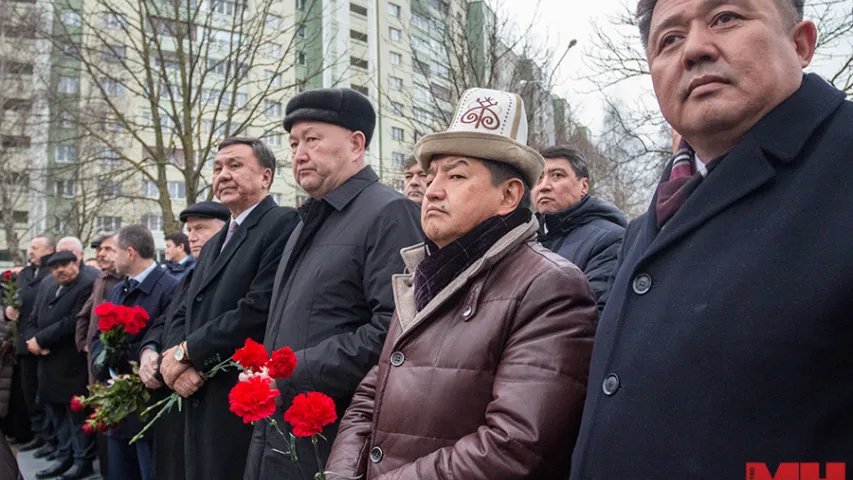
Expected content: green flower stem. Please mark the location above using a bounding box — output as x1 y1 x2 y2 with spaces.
129 393 179 445
312 436 326 480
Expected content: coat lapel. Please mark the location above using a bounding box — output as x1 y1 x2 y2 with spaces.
641 139 776 262
393 218 539 343
196 196 274 293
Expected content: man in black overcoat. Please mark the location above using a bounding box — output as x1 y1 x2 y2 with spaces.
245 88 423 479
571 0 853 478
24 249 97 479
157 138 300 480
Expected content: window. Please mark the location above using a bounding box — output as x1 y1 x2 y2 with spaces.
265 70 282 87
59 112 75 128
350 56 368 69
235 92 248 108
57 76 79 94
430 83 450 101
390 76 403 90
296 0 304 9
207 0 235 15
265 43 282 57
392 152 406 165
53 217 68 234
142 213 163 231
2 136 30 148
297 51 306 65
434 62 450 79
102 45 126 63
202 119 227 138
266 14 281 29
350 29 368 42
98 148 122 165
141 180 159 199
2 99 32 112
54 180 75 198
168 181 186 199
351 84 368 96
389 51 402 66
13 211 28 227
414 107 431 123
388 2 400 17
271 193 281 204
350 3 367 16
391 102 403 115
295 194 309 206
99 180 122 198
391 127 404 141
264 100 282 117
55 145 76 163
104 117 123 131
60 10 82 26
95 216 122 231
414 59 430 75
388 27 401 42
99 78 125 97
412 35 429 53
264 133 282 147
413 83 430 101
297 25 306 37
412 13 429 30
101 13 127 29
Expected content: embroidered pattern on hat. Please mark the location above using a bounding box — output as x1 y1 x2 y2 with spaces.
460 97 502 130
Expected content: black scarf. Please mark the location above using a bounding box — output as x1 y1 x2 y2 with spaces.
413 208 531 311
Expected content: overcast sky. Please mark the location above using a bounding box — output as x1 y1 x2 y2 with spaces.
500 0 853 137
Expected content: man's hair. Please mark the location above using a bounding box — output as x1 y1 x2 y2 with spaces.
218 136 276 185
33 233 56 249
539 145 591 182
402 156 419 172
479 159 532 210
166 232 190 255
57 236 84 254
117 225 155 260
636 0 805 50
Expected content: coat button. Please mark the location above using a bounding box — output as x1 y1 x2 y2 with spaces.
632 274 652 295
461 306 473 317
602 373 620 396
370 446 383 463
390 351 405 367
195 293 204 302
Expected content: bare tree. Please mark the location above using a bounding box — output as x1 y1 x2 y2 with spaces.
37 0 344 233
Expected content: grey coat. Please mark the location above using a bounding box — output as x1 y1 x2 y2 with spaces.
245 167 423 480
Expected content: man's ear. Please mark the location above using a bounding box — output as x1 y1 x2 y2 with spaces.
792 20 817 67
496 178 525 216
350 131 366 157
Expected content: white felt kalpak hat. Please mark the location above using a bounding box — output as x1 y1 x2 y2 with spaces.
413 88 545 187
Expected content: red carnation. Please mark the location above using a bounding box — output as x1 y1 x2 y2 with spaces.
82 422 95 435
232 338 269 372
94 302 117 317
70 396 85 413
267 347 297 379
3 271 11 281
123 306 149 335
97 421 108 432
98 314 117 332
284 392 337 438
228 376 279 423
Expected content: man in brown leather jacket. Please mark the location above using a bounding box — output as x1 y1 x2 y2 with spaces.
325 88 597 480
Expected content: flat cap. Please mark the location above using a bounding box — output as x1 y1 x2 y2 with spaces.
283 88 376 147
46 250 77 267
179 201 231 223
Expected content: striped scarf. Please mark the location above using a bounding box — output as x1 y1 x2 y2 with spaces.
655 141 710 229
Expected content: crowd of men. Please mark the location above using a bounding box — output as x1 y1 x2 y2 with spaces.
2 0 853 477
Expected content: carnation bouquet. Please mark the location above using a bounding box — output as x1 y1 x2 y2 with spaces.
93 302 149 373
72 367 151 435
227 339 337 480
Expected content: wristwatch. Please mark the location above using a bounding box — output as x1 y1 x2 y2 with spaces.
174 341 190 363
